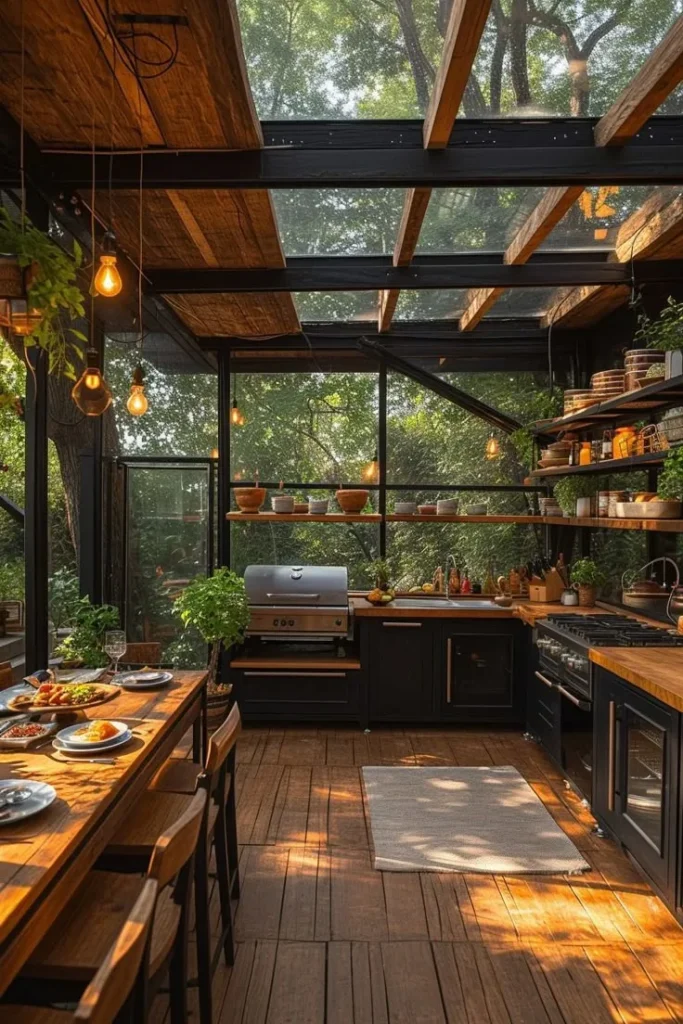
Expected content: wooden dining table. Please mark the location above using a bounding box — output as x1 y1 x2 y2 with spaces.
0 669 207 995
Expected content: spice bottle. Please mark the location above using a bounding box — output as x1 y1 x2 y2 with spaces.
579 442 592 466
449 565 460 595
461 570 472 595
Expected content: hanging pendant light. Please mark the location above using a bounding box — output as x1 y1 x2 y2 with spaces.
94 230 123 297
485 435 501 460
362 450 379 483
210 447 219 460
230 397 245 427
72 347 113 416
126 364 148 416
9 299 42 337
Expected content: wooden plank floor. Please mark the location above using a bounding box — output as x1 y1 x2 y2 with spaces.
154 726 683 1023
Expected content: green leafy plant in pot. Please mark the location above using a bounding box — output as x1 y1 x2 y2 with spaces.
54 597 120 667
570 558 607 608
634 295 683 379
173 568 249 727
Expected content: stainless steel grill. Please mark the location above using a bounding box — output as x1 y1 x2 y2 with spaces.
244 565 350 639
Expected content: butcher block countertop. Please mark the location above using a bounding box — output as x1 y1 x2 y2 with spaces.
590 648 683 712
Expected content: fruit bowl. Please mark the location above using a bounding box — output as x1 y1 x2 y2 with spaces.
366 589 395 605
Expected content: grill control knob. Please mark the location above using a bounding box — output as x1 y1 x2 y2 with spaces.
288 619 294 626
272 618 278 627
335 619 342 626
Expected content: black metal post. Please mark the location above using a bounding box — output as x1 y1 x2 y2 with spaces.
378 366 387 559
24 347 49 672
218 351 231 568
79 318 104 602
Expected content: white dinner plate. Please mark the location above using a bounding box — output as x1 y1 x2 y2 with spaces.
53 728 133 755
116 671 173 690
56 720 129 749
0 780 57 825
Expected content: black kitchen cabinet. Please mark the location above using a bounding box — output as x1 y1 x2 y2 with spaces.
594 668 679 899
438 621 524 723
526 659 562 764
230 666 360 721
364 618 435 722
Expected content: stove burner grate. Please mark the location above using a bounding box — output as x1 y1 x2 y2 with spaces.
544 614 683 648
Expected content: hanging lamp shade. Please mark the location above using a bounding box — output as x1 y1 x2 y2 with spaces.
9 299 42 337
72 347 113 416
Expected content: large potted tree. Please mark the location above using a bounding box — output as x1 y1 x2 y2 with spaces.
173 568 249 728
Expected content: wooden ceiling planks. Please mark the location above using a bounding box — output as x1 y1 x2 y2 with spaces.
377 0 492 333
164 293 300 337
460 14 683 331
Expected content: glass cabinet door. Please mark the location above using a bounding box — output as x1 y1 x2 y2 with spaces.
623 708 666 853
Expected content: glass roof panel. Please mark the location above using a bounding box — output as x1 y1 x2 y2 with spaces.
237 0 445 119
416 187 538 253
394 290 466 321
463 1 683 118
271 189 404 256
486 288 549 318
541 186 683 251
294 291 378 322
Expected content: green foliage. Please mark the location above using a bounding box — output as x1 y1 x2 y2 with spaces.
48 567 81 630
365 558 391 589
163 628 207 669
0 210 86 378
553 476 597 514
571 558 607 588
0 559 23 601
657 446 683 500
173 568 249 649
54 597 120 667
634 296 683 353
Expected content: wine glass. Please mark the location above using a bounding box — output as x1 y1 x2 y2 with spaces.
104 630 127 678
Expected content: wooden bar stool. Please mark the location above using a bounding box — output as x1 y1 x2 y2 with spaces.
4 877 157 1023
17 789 207 1024
150 702 242 898
101 704 242 1024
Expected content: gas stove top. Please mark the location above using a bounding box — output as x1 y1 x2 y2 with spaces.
543 614 683 648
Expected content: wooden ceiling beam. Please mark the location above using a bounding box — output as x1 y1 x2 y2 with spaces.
379 0 492 332
460 14 683 332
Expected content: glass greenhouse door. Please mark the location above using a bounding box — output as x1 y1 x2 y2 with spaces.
122 460 215 664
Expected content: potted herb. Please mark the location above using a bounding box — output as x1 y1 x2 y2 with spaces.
570 558 607 608
634 296 683 379
0 210 86 378
553 476 596 516
54 597 120 667
173 569 249 727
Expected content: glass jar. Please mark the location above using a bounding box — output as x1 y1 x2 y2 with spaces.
579 442 592 466
612 426 637 460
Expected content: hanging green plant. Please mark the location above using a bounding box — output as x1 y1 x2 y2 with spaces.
633 296 683 352
0 210 87 378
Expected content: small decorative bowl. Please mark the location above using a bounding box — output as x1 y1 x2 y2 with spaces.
234 487 266 513
293 502 309 513
394 501 417 515
271 495 295 514
465 503 488 515
308 497 329 514
336 489 369 513
436 499 458 515
418 504 437 515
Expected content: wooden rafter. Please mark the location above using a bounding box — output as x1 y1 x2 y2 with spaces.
378 0 492 332
460 13 683 331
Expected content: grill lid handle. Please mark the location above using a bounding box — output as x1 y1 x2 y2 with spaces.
266 592 321 600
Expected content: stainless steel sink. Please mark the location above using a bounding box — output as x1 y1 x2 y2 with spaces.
390 598 506 610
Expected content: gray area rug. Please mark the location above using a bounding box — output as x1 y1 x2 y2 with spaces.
362 765 589 875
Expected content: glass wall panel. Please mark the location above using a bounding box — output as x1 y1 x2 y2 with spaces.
394 290 465 321
272 189 404 256
0 336 26 638
486 288 551 318
294 292 378 323
465 2 683 118
417 188 537 254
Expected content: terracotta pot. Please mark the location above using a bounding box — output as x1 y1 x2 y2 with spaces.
234 486 266 513
336 489 369 513
577 584 597 607
206 684 233 732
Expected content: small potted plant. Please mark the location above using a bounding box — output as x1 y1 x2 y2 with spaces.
570 558 607 608
364 558 395 604
173 568 249 728
53 597 120 667
634 296 683 379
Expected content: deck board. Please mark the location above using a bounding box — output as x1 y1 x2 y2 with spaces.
155 724 683 1022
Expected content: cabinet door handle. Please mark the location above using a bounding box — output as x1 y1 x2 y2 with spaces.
608 699 616 813
446 638 452 704
534 670 556 690
244 671 346 678
556 684 592 712
382 621 422 628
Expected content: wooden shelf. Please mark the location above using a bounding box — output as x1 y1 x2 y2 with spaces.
529 451 667 477
385 514 548 524
532 373 683 436
226 512 381 522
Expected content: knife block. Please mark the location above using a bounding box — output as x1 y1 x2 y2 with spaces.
528 569 564 604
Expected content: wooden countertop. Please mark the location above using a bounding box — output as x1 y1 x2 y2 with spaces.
351 597 517 619
0 670 206 993
230 651 361 671
590 648 683 712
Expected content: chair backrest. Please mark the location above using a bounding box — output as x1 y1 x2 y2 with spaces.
124 642 161 666
73 878 157 1024
205 702 242 776
148 787 207 889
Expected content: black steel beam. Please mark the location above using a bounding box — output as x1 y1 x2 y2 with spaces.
356 337 523 434
27 143 683 191
0 494 24 524
144 258 682 295
24 347 49 674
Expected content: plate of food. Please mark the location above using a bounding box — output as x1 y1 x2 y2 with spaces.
53 727 133 756
0 720 58 749
56 720 129 749
0 780 57 825
7 681 120 714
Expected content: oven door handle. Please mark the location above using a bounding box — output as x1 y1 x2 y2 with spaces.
556 683 592 712
534 670 557 690
265 593 321 600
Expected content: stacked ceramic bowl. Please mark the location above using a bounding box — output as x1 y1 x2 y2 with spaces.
308 497 329 514
394 501 417 515
624 349 665 391
590 369 626 403
539 496 563 516
538 439 572 469
563 389 594 415
436 498 458 515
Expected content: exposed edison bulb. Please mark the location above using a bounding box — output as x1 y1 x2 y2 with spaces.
126 366 148 416
72 348 113 416
362 452 379 483
94 230 123 298
485 435 500 460
230 399 245 426
94 255 122 297
210 447 219 460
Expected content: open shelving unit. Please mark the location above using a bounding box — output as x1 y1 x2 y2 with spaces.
528 451 668 478
226 512 382 523
532 373 683 436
